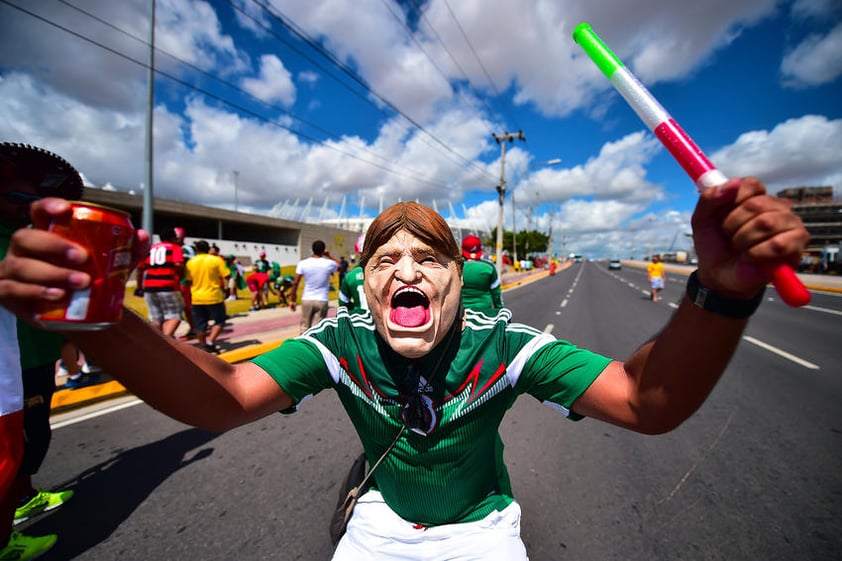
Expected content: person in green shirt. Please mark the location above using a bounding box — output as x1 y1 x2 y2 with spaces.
0 178 810 559
338 263 366 311
0 143 78 561
459 235 503 313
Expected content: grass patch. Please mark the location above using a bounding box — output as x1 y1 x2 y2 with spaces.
125 265 341 318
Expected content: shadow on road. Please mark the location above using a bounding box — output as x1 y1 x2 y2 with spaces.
24 428 220 559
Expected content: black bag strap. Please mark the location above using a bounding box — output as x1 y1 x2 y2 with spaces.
356 423 405 493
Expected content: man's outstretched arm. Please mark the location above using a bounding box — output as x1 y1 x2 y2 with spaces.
0 198 292 432
572 178 809 434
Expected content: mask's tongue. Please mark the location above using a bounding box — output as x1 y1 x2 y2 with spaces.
391 305 429 327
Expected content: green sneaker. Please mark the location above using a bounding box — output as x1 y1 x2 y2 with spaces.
13 489 74 525
0 531 57 561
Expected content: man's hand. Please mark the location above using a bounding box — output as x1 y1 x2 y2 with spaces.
0 198 151 323
691 177 809 299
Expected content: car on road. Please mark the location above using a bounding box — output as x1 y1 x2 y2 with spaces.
608 259 622 270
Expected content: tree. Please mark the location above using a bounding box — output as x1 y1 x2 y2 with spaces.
488 228 549 256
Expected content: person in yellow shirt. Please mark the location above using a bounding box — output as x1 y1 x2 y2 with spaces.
185 240 229 353
647 255 666 302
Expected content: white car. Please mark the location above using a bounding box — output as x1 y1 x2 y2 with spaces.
608 259 622 270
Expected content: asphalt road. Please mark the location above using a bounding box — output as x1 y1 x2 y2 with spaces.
21 262 842 560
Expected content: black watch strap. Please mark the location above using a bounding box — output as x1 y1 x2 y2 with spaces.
685 271 765 319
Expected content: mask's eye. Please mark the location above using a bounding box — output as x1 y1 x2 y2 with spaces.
372 254 396 268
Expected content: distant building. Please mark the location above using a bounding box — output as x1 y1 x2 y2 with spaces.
776 186 842 272
80 187 358 268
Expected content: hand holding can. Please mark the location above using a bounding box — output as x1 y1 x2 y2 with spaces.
34 202 135 330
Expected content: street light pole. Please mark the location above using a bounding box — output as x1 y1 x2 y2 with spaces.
511 158 561 266
141 0 156 236
512 188 517 265
233 170 239 212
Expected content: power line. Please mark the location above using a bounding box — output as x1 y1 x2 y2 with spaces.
405 0 500 132
248 0 498 183
379 0 497 137
441 0 524 134
2 0 455 192
54 0 453 190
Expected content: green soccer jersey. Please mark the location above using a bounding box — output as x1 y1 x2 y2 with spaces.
461 258 503 311
252 307 610 526
338 267 367 310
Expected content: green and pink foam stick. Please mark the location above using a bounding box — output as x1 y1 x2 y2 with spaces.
573 22 810 307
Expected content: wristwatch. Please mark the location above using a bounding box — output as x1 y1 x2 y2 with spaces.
685 271 766 319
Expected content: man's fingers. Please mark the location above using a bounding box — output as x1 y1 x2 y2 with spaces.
0 251 90 292
734 219 810 266
9 227 89 268
724 186 809 264
28 197 74 229
0 253 88 323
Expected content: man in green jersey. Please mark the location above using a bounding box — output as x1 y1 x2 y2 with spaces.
459 235 503 313
0 143 79 560
0 177 809 559
338 263 367 311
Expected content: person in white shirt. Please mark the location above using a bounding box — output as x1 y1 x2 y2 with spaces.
290 240 339 333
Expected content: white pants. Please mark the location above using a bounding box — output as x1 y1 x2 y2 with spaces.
332 490 529 560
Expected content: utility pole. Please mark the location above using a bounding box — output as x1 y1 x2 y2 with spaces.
142 0 156 235
511 157 560 268
493 130 525 276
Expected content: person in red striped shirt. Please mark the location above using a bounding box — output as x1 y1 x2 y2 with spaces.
136 227 185 337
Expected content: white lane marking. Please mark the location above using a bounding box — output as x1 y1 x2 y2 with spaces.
51 398 143 429
742 336 820 370
803 305 842 317
544 324 554 334
560 299 568 308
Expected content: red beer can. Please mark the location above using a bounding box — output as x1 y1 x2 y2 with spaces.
35 202 135 330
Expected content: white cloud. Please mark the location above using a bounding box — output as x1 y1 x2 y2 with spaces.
791 0 841 20
1 0 838 261
241 55 296 105
711 115 842 191
781 23 842 87
527 132 664 205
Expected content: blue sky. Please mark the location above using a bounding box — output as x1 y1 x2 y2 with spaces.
1 0 840 259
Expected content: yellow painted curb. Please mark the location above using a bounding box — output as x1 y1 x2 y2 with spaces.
217 340 284 363
51 380 129 411
803 283 842 294
50 341 284 414
501 270 549 289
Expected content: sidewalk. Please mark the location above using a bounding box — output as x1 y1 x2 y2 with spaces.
49 264 840 413
50 304 303 412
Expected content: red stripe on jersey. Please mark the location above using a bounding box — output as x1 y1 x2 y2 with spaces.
0 410 24 495
141 242 184 291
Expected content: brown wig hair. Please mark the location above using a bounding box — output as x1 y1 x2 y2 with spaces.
359 202 462 272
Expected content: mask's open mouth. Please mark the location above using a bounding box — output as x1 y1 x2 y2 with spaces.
390 286 431 328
